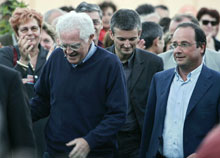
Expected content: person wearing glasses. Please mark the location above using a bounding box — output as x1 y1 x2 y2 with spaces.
76 2 103 47
140 22 220 158
0 7 48 158
159 14 220 72
31 11 127 158
196 7 220 51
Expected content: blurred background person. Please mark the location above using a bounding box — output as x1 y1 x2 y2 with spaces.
140 21 164 54
0 7 48 158
135 3 160 23
59 5 74 12
159 17 171 34
76 1 103 47
196 7 220 51
43 8 66 26
40 22 57 51
98 1 117 44
155 4 170 18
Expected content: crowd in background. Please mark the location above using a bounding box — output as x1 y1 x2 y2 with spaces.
0 0 220 158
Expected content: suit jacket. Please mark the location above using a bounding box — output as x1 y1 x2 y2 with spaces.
0 64 35 157
140 65 220 158
106 45 163 131
159 48 220 72
0 45 48 157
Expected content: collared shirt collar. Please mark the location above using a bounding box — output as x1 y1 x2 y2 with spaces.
174 62 203 82
72 41 96 68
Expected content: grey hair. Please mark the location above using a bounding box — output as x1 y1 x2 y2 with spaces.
110 9 141 34
75 1 102 19
56 11 95 42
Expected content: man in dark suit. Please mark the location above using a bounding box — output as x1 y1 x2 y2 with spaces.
106 9 163 158
140 23 220 158
0 64 35 157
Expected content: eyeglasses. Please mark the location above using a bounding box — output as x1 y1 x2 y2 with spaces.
19 26 40 33
59 43 81 51
201 20 218 26
170 42 197 49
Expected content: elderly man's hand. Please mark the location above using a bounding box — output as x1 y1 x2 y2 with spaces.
187 153 197 158
66 138 90 158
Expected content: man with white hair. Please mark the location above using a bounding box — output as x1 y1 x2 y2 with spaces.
31 11 127 158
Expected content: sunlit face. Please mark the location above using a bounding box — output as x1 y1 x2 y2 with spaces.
110 27 140 59
199 14 218 36
40 30 54 51
17 18 41 49
102 7 114 29
172 27 204 72
59 29 93 64
86 11 103 45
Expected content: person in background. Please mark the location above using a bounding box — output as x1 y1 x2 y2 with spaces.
76 2 103 47
43 8 66 25
140 21 164 54
31 11 127 158
98 1 117 43
40 22 57 51
107 9 163 158
155 5 170 18
135 4 160 23
0 64 35 158
196 7 220 51
140 22 220 158
0 7 48 158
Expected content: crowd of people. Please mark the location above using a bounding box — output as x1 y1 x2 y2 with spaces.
0 1 220 158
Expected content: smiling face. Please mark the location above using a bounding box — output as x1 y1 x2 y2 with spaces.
60 29 92 64
17 18 41 49
172 27 204 72
110 27 140 61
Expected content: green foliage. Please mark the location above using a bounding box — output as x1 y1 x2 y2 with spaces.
0 0 28 35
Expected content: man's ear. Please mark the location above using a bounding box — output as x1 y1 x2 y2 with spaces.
109 30 114 40
153 37 160 47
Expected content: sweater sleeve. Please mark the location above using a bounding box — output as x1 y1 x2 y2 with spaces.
84 57 128 149
31 59 51 122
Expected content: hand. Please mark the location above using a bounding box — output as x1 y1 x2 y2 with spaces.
187 153 197 158
18 36 34 64
137 39 146 50
66 138 90 158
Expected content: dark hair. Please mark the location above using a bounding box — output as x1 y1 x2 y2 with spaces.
99 2 117 12
155 5 169 11
196 7 220 24
135 3 155 15
76 1 102 19
159 17 171 33
172 14 200 25
110 9 141 34
176 22 206 54
59 6 75 12
140 21 163 49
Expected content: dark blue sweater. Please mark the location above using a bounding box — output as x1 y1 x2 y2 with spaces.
31 47 127 156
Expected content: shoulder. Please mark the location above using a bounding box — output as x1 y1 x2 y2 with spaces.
158 50 173 58
0 64 19 80
97 46 120 63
